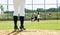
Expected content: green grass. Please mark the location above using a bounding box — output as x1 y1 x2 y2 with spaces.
0 20 60 30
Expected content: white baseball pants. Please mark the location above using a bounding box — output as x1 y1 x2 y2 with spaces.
13 0 25 16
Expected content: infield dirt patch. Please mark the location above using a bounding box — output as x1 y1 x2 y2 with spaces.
0 29 60 35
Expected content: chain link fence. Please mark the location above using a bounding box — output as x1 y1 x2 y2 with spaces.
0 0 60 20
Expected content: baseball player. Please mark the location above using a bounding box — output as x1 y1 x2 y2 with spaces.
37 12 40 22
13 0 25 31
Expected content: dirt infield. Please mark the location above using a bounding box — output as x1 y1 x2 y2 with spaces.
0 29 60 35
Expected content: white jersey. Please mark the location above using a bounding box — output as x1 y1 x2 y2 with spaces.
13 0 25 16
37 15 40 18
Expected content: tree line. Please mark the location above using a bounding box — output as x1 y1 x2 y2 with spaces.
4 6 60 14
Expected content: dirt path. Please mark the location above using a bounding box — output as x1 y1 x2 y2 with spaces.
0 29 60 35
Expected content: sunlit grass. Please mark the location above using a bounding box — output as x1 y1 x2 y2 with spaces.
0 20 60 30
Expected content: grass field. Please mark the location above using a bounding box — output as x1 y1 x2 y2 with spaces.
0 20 60 30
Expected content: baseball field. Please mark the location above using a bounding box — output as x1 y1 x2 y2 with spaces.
0 20 60 35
